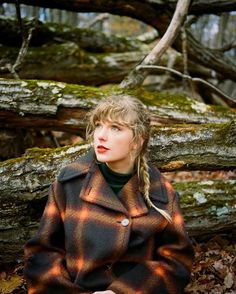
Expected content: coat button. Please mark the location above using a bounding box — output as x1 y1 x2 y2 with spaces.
121 218 129 227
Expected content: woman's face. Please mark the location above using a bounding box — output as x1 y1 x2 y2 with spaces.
93 120 138 173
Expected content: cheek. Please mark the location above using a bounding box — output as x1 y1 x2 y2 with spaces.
120 134 135 151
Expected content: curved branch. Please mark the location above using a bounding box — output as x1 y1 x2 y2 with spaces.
120 0 191 88
136 65 236 104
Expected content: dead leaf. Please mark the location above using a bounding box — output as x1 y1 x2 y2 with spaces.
224 271 234 289
0 274 23 294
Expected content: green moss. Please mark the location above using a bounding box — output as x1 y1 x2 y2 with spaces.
174 180 236 207
0 142 88 169
124 87 193 108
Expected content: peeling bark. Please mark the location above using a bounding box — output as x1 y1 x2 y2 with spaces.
0 144 235 264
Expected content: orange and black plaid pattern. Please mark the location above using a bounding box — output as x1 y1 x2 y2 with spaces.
24 150 194 294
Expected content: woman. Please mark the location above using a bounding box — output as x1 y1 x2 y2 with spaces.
24 95 194 294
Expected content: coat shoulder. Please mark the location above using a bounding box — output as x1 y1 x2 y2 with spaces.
57 149 95 182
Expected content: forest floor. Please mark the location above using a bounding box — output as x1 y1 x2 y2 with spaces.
0 170 235 294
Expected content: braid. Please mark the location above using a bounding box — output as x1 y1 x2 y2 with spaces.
139 155 172 223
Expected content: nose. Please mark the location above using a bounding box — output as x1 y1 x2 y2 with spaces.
96 126 108 141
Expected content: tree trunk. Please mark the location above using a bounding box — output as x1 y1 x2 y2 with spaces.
0 79 236 134
0 144 235 264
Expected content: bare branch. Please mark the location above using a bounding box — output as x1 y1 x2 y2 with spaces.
136 65 236 104
0 19 35 78
120 0 191 89
86 13 110 28
220 41 236 52
11 26 34 74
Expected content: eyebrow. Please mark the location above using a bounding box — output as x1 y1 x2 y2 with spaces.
98 120 125 126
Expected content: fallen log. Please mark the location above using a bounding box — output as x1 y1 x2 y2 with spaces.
0 79 236 135
0 144 235 264
0 16 147 52
0 43 214 85
0 17 215 84
0 43 147 85
2 0 236 82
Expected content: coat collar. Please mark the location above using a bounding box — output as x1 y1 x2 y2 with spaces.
58 149 169 216
57 149 95 181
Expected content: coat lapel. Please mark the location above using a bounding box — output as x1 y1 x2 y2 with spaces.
58 149 170 217
118 175 149 217
80 163 128 214
80 163 170 217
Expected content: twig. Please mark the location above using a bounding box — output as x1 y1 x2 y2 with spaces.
181 25 189 91
11 26 34 78
86 13 110 28
136 65 236 104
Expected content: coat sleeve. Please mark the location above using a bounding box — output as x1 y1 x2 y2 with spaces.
108 193 195 294
24 181 85 294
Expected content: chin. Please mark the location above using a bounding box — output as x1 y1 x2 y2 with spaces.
95 153 107 162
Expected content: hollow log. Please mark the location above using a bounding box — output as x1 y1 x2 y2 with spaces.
0 144 235 264
0 79 236 135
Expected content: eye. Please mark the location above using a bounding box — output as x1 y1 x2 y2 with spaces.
111 124 121 131
95 122 101 128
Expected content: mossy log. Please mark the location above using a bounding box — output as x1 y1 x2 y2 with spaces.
0 17 215 83
1 79 236 134
2 0 236 82
0 16 147 52
0 43 147 85
0 44 212 85
0 144 235 264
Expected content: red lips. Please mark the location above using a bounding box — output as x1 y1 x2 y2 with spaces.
97 145 109 153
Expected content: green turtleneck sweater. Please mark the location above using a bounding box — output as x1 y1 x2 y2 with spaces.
99 163 133 194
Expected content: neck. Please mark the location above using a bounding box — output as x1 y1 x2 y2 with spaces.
106 162 134 174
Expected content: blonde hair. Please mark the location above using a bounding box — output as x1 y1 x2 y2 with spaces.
86 95 171 223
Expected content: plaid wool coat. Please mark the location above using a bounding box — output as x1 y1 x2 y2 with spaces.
24 149 194 294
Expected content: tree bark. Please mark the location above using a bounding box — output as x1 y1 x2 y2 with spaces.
0 18 217 85
0 144 235 264
0 79 236 134
1 0 236 82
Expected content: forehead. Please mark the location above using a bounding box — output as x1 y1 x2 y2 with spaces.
94 111 134 125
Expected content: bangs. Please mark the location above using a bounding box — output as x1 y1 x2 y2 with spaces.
90 102 136 127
